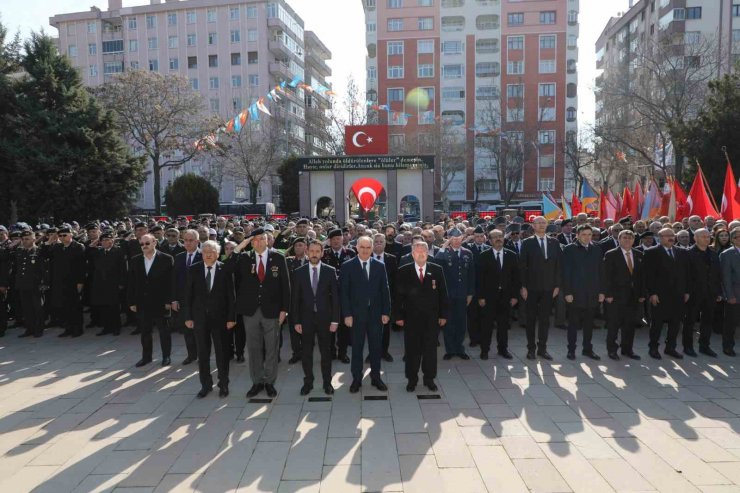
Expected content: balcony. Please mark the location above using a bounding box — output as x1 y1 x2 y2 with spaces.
306 51 331 78
269 61 293 80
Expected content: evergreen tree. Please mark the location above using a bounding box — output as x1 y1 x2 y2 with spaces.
277 155 300 214
164 174 219 216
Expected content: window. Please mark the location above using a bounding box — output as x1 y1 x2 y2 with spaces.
148 37 158 50
568 35 577 48
367 22 377 33
104 62 123 74
366 0 377 8
539 178 554 191
67 23 75 36
87 21 97 34
540 11 556 24
390 134 406 148
508 13 524 26
418 0 433 5
208 32 217 45
208 54 218 67
539 59 556 73
540 35 556 49
247 6 258 18
149 59 159 71
210 98 220 112
477 180 499 193
540 107 555 121
442 87 464 100
248 51 258 64
188 56 197 69
442 40 462 54
368 66 377 79
418 17 433 30
418 39 434 53
475 85 498 99
475 62 499 77
230 6 240 20
388 88 405 101
388 0 402 7
187 34 197 47
441 110 464 125
507 60 524 75
130 61 139 69
249 74 259 86
169 57 179 70
567 82 577 98
187 11 197 24
88 65 98 77
539 130 555 144
507 84 524 98
442 0 463 6
248 29 258 42
568 10 578 24
442 16 465 31
539 83 555 97
190 78 199 90
567 59 576 73
88 43 97 55
566 107 577 121
167 13 177 26
232 75 242 88
230 30 241 43
168 36 178 49
476 15 499 30
388 18 404 31
68 45 78 57
388 41 404 55
233 97 242 111
231 53 241 65
684 31 701 44
508 36 523 50
207 8 217 22
209 77 219 89
101 40 123 54
476 39 498 53
418 64 434 77
442 64 463 78
734 5 740 17
388 65 404 78
128 17 137 30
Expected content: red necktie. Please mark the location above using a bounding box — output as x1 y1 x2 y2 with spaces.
419 267 424 284
258 256 265 283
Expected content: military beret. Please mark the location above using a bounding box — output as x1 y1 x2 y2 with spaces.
150 225 163 233
512 216 525 224
20 230 34 238
561 219 573 227
486 224 497 233
100 232 114 240
296 218 309 226
618 216 632 224
506 224 521 233
250 227 265 237
292 236 307 246
9 231 21 238
639 231 654 240
134 222 147 229
494 216 507 225
58 227 72 234
46 227 58 234
85 223 99 231
474 225 485 234
447 227 462 237
328 229 342 239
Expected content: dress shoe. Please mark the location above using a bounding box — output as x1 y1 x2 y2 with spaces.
323 384 335 395
219 387 229 398
622 350 640 360
371 379 388 391
683 348 697 357
135 358 151 368
480 351 489 360
246 383 264 398
608 352 619 360
197 386 212 398
724 348 737 357
265 384 277 398
70 332 82 338
33 333 43 338
383 353 394 362
182 356 196 365
699 347 717 357
236 355 245 363
289 355 301 364
300 384 313 396
338 354 350 364
567 351 575 360
130 328 141 335
406 382 416 392
349 380 361 393
498 349 513 360
664 349 683 359
648 349 662 360
161 357 171 367
96 330 109 336
424 380 438 392
18 331 33 338
58 331 70 338
469 341 479 347
538 351 553 361
582 350 601 361
458 353 470 360
526 350 536 360
443 353 453 360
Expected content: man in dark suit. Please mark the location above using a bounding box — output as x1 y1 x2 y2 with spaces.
644 228 690 359
603 229 645 360
340 236 392 393
285 237 310 364
47 226 86 337
322 228 356 363
383 225 403 259
182 241 236 398
159 228 185 257
127 234 174 367
292 240 340 395
599 223 623 255
720 228 740 356
396 242 449 392
519 216 562 360
372 233 397 361
557 219 574 246
476 229 520 359
89 232 126 336
172 230 201 365
464 226 490 348
682 228 722 357
562 225 604 360
228 228 290 399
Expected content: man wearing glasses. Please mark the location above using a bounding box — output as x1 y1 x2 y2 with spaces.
159 228 185 257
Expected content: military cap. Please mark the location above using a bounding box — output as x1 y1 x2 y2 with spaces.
292 236 307 246
9 231 20 239
618 216 632 225
208 228 217 236
46 227 58 234
639 231 654 240
233 226 244 233
328 228 342 239
134 222 147 229
58 226 72 234
561 218 573 227
250 227 265 237
447 227 462 238
520 223 532 231
100 232 114 240
506 223 521 233
494 216 507 225
20 230 34 238
474 225 485 234
486 223 497 233
545 224 558 234
85 222 99 231
512 216 525 224
296 218 309 226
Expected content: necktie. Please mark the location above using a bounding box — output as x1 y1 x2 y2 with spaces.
257 255 265 282
206 266 212 292
376 255 382 261
496 251 501 269
311 266 318 295
668 248 674 260
187 253 192 267
540 237 547 260
418 267 424 284
626 251 633 274
362 261 369 280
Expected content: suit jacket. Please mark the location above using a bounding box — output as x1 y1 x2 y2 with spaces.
372 252 398 296
562 242 604 307
339 256 391 325
476 248 520 302
46 241 86 306
127 251 174 318
504 239 523 256
519 235 562 292
599 236 620 255
557 232 574 246
384 241 403 259
395 262 449 322
227 249 290 318
173 251 202 303
721 248 740 300
181 261 236 325
291 262 340 328
322 247 356 277
644 245 689 308
602 247 645 303
159 241 185 257
685 244 721 302
89 247 127 306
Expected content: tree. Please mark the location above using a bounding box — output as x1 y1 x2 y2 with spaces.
0 33 145 224
671 71 740 200
320 75 367 155
164 174 219 216
277 155 300 213
562 129 599 194
95 71 214 214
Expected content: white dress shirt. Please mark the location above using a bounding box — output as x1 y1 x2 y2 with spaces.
255 249 268 269
373 253 385 264
492 247 504 268
534 234 548 259
143 253 155 275
204 263 216 291
415 262 427 279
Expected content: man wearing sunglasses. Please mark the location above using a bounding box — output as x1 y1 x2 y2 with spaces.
127 234 174 367
159 228 185 257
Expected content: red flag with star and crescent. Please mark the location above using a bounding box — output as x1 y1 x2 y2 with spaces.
344 125 389 155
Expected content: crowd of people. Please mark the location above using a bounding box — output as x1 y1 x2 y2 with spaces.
0 211 738 399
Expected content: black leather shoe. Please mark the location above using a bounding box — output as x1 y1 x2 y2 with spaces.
480 351 489 360
33 333 43 338
424 380 438 392
58 331 70 338
161 357 171 367
648 349 662 360
349 380 361 393
469 341 479 347
683 348 697 357
699 347 717 357
246 383 264 398
498 350 513 360
622 351 641 360
219 387 229 398
265 384 277 398
526 351 536 360
300 384 313 396
236 355 245 363
665 349 683 359
383 353 394 362
538 351 553 361
70 332 82 338
608 352 619 360
18 332 33 338
338 354 350 364
96 330 108 336
197 386 212 398
443 354 453 360
567 352 575 360
323 384 334 395
130 329 141 335
458 353 470 360
182 356 196 365
724 349 737 357
406 382 416 392
371 379 388 391
582 350 601 361
135 358 151 368
289 355 301 364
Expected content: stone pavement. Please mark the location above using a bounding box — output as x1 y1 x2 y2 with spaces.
1 322 740 493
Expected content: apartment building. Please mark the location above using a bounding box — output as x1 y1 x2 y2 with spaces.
363 0 579 208
50 0 331 211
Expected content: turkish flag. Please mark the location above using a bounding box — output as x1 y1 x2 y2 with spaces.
345 125 389 155
687 167 719 219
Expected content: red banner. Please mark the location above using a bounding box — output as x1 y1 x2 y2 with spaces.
450 211 468 219
478 211 497 217
344 125 389 155
524 210 541 222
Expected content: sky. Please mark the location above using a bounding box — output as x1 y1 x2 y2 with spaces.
1 0 631 129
